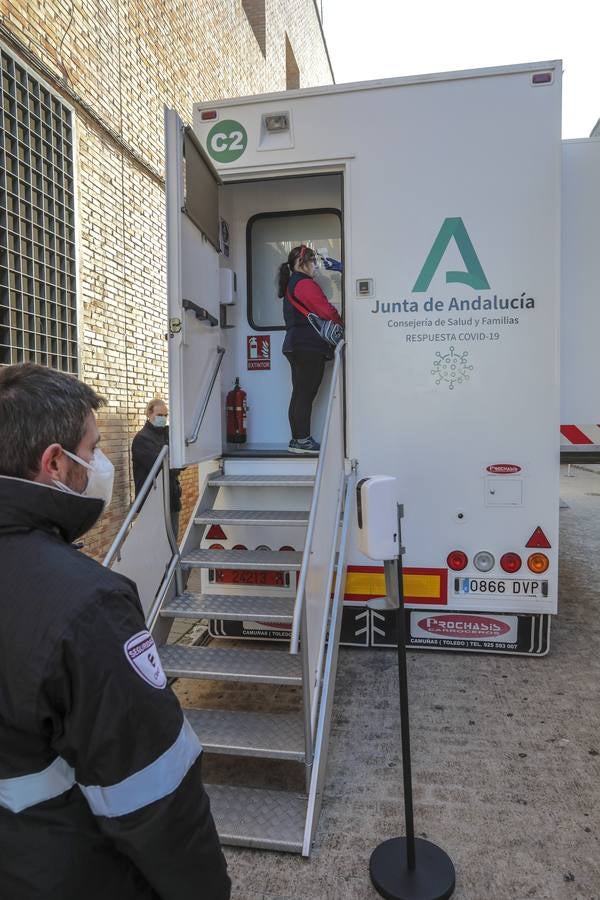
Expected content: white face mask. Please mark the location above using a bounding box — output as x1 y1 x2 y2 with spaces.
53 447 115 509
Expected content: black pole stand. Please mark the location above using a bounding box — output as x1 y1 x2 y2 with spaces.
369 504 455 900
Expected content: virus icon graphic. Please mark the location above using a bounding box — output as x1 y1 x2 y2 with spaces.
432 346 473 389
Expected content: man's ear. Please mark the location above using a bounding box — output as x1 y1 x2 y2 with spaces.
35 444 64 484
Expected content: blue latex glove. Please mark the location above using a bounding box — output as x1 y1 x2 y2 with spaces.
322 256 343 273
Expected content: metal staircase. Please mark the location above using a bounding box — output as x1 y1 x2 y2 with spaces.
154 458 353 854
105 345 352 855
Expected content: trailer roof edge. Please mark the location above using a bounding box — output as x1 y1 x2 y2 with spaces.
196 60 562 111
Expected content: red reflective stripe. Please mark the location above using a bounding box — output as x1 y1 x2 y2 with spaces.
560 425 593 445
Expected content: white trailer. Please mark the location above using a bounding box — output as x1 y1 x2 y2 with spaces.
560 137 600 459
165 60 562 658
102 60 564 854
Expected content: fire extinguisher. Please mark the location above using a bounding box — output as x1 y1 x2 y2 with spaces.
226 377 247 444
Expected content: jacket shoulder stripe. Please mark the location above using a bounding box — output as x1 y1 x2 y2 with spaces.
0 756 75 814
80 719 202 818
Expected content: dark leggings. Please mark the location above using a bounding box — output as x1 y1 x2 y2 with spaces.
285 349 326 439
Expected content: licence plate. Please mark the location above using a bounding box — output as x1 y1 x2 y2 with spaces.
455 577 548 598
212 569 287 587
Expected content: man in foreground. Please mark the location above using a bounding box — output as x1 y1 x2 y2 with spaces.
0 363 230 900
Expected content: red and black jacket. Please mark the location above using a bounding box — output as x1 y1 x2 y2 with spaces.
283 272 342 354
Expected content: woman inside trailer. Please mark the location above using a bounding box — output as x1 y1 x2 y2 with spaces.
277 244 343 455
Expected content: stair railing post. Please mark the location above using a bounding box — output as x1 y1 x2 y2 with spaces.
290 342 345 655
302 471 356 856
301 602 314 794
160 448 183 595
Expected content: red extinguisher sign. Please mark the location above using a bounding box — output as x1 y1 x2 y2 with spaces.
247 335 271 370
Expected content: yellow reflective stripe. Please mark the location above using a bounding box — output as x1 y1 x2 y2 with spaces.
404 574 440 599
345 571 386 595
345 571 441 599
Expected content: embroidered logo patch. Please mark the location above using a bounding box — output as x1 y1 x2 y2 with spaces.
124 630 167 689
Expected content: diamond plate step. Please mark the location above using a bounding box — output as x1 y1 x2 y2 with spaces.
185 709 304 761
159 645 302 684
207 474 314 488
181 549 302 570
195 509 309 526
160 592 294 622
206 783 306 853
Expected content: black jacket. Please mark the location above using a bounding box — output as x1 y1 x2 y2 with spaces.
132 422 182 512
0 476 230 900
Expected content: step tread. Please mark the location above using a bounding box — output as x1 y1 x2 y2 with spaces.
195 509 309 525
159 644 301 684
181 549 303 570
161 592 294 622
205 783 306 852
208 474 315 487
185 709 304 760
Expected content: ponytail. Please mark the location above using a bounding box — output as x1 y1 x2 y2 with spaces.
277 244 316 298
277 261 292 299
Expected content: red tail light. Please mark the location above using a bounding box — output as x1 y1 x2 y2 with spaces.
500 552 522 573
447 551 468 571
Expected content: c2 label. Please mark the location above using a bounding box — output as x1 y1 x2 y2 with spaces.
206 120 247 163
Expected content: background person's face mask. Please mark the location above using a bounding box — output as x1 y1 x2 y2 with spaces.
153 415 167 428
54 448 115 509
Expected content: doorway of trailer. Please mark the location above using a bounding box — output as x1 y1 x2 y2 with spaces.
218 174 344 457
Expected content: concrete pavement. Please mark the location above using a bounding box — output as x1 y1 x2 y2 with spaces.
178 464 600 899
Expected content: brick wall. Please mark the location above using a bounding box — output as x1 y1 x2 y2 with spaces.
0 0 333 557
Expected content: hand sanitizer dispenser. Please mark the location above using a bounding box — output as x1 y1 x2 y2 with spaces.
356 476 399 560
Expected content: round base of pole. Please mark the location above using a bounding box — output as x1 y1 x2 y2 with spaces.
370 837 455 900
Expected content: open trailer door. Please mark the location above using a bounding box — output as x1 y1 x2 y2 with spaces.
164 107 224 468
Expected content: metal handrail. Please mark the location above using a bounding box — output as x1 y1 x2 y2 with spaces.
290 340 345 654
182 298 218 327
147 552 180 631
302 471 355 855
185 345 226 445
103 445 170 569
310 467 346 737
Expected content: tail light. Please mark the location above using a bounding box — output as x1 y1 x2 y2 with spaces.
473 551 495 572
500 552 522 573
527 553 549 574
447 551 468 571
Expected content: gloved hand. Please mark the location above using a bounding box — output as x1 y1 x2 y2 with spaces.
322 256 343 273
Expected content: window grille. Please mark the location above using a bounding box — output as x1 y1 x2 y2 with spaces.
0 47 78 372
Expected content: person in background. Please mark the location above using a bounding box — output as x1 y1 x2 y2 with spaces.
277 244 343 455
132 398 182 539
0 363 230 900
